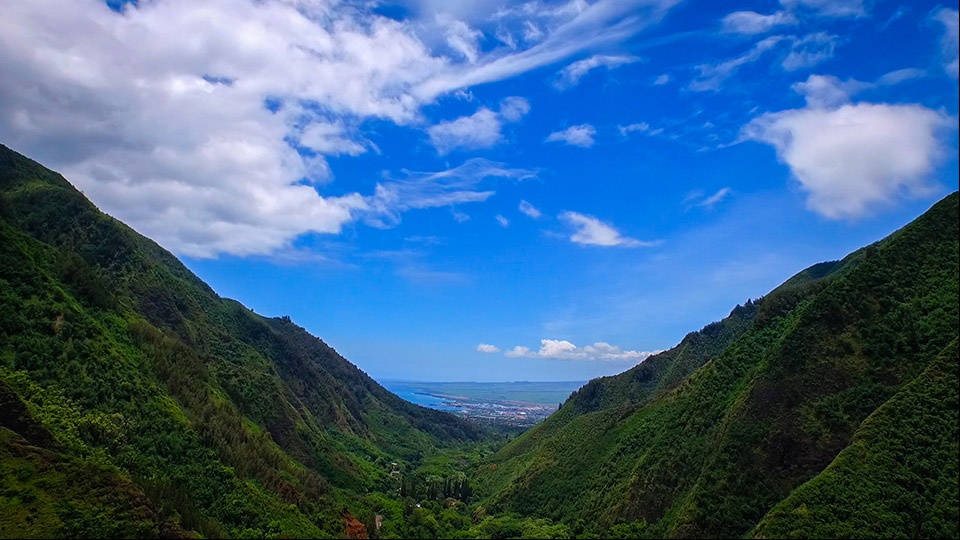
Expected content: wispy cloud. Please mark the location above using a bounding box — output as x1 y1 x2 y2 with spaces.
496 214 510 227
618 122 650 136
559 211 654 247
545 124 597 147
553 54 640 89
504 339 660 361
781 0 866 19
689 36 784 92
722 10 797 35
685 187 732 209
742 78 954 219
934 8 959 79
519 200 543 219
413 0 682 100
365 158 537 227
782 32 838 71
476 343 500 353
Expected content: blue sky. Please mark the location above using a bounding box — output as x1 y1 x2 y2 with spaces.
1 0 957 382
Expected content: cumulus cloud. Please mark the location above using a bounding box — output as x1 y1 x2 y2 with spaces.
743 93 953 219
793 71 926 110
427 96 530 154
476 343 500 353
0 0 679 258
518 200 542 219
722 10 797 35
428 108 503 154
792 74 865 108
935 8 959 79
504 339 660 361
545 124 597 147
559 211 653 247
554 54 640 89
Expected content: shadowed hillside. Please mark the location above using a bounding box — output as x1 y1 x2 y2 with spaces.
0 143 485 538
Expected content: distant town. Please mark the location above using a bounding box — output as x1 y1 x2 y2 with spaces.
382 380 583 427
435 396 559 427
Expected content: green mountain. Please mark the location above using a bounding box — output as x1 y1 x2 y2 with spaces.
2 142 957 539
0 143 485 538
476 191 959 538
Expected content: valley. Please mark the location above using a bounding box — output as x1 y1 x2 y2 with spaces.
1 142 957 538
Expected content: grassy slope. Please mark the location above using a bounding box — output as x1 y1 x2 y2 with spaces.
478 192 959 538
0 143 484 537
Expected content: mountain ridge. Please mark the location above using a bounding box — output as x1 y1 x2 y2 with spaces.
0 143 486 537
476 190 959 538
2 142 957 538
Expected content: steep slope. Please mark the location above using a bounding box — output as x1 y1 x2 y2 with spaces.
0 143 484 537
477 192 959 538
752 337 958 538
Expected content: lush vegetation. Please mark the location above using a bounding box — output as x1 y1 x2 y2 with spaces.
0 144 492 537
476 191 959 538
2 142 957 538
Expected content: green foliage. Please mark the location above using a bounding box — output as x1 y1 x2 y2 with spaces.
2 142 957 539
477 192 959 538
0 143 489 538
752 338 959 538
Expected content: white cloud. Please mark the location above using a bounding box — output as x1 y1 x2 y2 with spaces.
689 36 783 92
743 100 953 219
792 74 865 108
412 0 682 100
545 124 597 147
504 339 660 361
793 71 927 110
476 343 500 353
298 121 369 157
780 0 865 18
554 54 640 89
427 96 530 154
518 200 542 219
365 158 537 227
428 108 502 154
559 211 653 247
618 122 650 136
722 10 797 35
935 8 959 79
504 345 532 357
686 187 731 209
496 214 510 227
437 13 483 63
653 73 671 85
0 0 679 258
782 32 838 71
499 96 531 122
